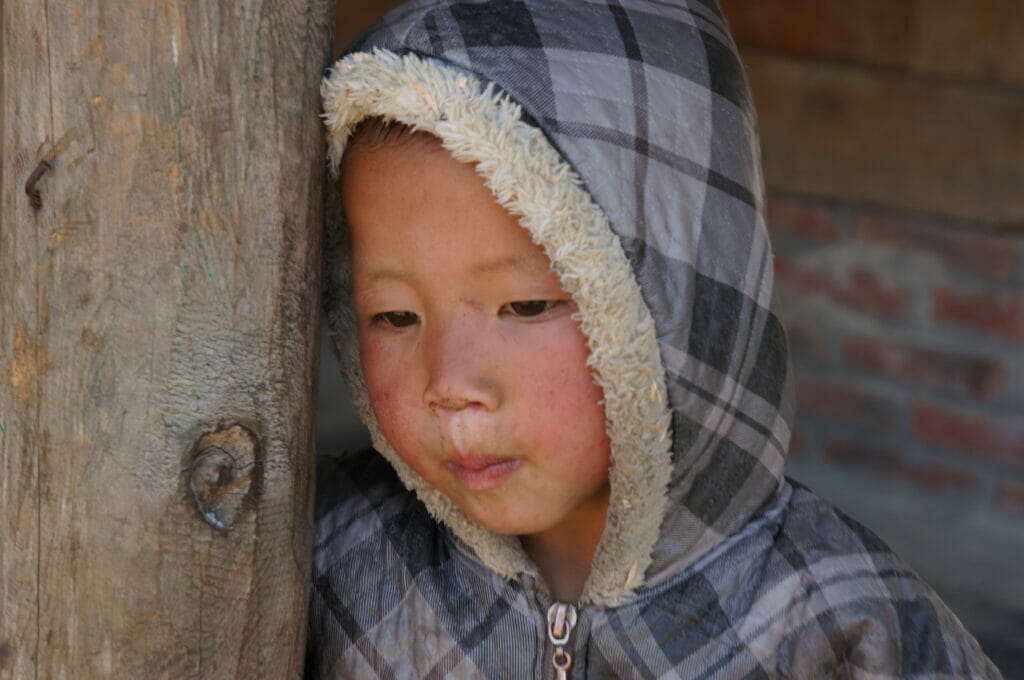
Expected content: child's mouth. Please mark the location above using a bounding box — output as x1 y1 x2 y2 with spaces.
445 456 520 491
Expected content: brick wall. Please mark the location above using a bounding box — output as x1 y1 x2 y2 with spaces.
720 2 1024 666
769 194 1024 516
765 194 1024 667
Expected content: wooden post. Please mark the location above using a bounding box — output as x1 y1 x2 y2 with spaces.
1 1 332 677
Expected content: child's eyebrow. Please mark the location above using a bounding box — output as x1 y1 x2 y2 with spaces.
359 267 412 285
360 254 552 284
468 253 551 277
356 253 557 288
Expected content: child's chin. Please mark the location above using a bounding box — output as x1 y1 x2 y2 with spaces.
464 509 549 537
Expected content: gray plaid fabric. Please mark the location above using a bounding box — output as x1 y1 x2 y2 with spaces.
310 0 1002 677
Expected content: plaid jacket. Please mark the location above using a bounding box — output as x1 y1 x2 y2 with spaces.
311 1 1002 677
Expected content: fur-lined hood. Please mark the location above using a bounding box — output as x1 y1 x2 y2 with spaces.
322 0 791 607
312 3 1001 677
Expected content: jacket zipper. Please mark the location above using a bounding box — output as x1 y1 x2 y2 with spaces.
546 601 578 679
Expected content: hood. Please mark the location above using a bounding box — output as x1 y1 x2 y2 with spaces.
322 0 793 606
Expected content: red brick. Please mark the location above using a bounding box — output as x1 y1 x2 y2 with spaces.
767 196 837 243
782 319 829 365
825 441 979 492
773 256 793 279
912 400 1024 464
788 424 808 458
843 335 1004 399
775 257 905 317
855 212 1018 283
832 269 905 316
934 287 1024 343
795 375 897 430
997 479 1024 514
773 255 828 291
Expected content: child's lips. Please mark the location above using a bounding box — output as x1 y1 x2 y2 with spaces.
445 456 521 491
436 411 518 489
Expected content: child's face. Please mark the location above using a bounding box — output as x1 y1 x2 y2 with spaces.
342 134 611 541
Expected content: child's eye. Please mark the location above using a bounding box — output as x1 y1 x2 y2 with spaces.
502 300 559 318
372 311 419 328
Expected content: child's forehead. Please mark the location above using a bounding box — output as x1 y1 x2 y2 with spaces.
342 133 559 280
341 128 469 199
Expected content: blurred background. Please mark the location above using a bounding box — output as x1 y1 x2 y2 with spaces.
321 1 1024 672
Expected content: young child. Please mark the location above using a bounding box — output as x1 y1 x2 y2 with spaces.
309 1 1002 677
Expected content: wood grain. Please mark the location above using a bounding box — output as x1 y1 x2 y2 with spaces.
1 1 331 677
721 0 1024 88
745 50 1024 226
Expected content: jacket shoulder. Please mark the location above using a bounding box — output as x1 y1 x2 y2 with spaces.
766 484 1002 678
603 484 1001 678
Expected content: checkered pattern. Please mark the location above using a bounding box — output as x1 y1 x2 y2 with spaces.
311 0 1002 676
309 455 999 677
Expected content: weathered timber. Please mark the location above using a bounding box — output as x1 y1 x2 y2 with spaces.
722 0 1024 88
744 49 1024 226
0 1 332 677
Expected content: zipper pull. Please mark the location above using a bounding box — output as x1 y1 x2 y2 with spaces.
546 602 578 680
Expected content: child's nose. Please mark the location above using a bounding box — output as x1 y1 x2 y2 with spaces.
422 315 501 413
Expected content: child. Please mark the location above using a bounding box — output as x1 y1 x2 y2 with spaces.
309 0 1002 677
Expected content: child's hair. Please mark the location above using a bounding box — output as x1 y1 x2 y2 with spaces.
341 117 438 169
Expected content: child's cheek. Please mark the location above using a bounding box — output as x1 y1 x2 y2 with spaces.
367 383 428 464
361 342 409 431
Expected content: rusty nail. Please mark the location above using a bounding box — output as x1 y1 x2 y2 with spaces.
24 160 52 209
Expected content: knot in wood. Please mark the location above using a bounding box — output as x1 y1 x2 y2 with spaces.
187 424 257 530
24 160 51 210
